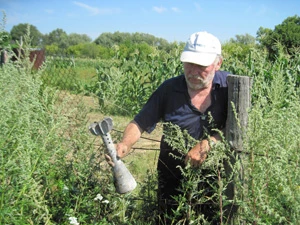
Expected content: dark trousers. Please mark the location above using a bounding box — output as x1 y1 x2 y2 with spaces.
156 149 220 224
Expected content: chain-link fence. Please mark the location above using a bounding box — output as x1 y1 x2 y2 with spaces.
37 52 99 114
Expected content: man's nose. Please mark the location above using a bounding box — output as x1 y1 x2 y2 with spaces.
190 64 206 73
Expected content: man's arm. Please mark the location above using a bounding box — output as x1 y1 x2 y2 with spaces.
116 120 144 158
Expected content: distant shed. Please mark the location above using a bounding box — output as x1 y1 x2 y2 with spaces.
0 48 45 70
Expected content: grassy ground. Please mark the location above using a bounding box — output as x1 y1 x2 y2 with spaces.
64 91 162 188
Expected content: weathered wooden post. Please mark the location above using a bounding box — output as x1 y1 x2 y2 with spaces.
225 75 252 223
0 50 8 66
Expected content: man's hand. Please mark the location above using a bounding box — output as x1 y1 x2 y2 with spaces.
116 142 129 158
185 139 210 167
104 142 129 167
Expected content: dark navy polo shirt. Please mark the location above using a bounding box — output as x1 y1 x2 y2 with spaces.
134 70 229 184
134 70 229 141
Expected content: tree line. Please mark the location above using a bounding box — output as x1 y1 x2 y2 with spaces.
1 12 299 59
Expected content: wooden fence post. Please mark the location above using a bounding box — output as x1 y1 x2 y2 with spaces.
225 75 252 223
0 50 7 66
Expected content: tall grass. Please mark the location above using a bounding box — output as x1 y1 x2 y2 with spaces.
0 48 59 223
240 47 300 224
0 31 143 224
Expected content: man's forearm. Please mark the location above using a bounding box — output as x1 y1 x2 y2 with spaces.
121 120 143 150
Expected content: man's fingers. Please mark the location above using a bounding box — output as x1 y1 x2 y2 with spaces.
185 156 198 167
104 154 111 161
104 154 115 167
185 154 205 168
190 160 201 168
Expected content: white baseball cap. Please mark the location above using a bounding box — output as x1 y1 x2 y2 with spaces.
180 31 221 66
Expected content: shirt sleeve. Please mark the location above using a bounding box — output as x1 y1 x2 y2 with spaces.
213 70 230 87
134 82 167 133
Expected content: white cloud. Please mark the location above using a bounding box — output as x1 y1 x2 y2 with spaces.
153 6 167 13
98 8 121 15
73 1 121 15
171 7 180 13
73 1 100 15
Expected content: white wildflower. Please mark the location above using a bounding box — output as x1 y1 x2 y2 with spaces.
63 185 69 191
69 216 79 225
94 193 103 201
94 193 109 204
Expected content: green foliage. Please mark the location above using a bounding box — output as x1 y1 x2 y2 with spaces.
273 15 300 53
0 35 146 225
68 33 92 46
0 11 11 48
222 44 300 224
41 56 83 93
222 42 256 68
45 44 59 55
66 42 114 59
94 45 183 116
162 123 235 224
256 27 274 50
0 59 132 224
44 28 69 51
0 38 58 224
239 49 300 224
2 10 300 223
118 42 157 60
10 23 43 47
229 33 256 45
94 31 170 51
257 15 300 58
222 42 300 89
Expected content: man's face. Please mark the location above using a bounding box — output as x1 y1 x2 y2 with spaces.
183 59 221 90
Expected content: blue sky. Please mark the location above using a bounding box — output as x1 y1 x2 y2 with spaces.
1 0 299 43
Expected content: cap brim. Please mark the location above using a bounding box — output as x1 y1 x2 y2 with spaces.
180 51 217 66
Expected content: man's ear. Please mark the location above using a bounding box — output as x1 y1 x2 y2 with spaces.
215 57 223 71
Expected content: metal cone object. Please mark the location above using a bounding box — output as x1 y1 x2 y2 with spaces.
89 117 137 194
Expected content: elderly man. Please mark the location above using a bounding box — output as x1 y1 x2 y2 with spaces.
110 31 229 223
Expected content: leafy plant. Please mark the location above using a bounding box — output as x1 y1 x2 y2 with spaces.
94 45 182 116
162 123 235 224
